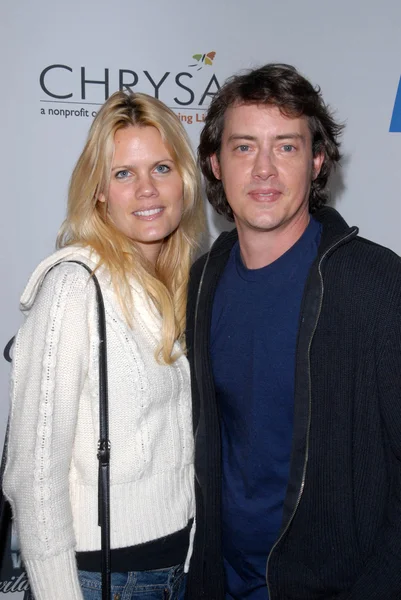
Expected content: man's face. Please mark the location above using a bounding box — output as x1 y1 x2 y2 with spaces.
210 104 324 242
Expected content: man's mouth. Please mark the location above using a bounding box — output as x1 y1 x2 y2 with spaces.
248 189 281 200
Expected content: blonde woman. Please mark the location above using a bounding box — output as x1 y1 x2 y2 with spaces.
4 91 204 600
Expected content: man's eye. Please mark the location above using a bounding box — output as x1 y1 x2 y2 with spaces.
115 170 130 179
237 145 250 152
155 164 170 174
282 144 295 152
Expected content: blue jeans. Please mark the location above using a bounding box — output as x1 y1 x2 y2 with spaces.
78 564 186 600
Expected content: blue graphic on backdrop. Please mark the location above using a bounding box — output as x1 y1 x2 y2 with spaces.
390 76 401 132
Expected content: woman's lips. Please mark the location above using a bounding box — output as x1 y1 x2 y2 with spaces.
133 207 164 219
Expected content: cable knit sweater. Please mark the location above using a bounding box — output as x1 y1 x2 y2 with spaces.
3 246 195 600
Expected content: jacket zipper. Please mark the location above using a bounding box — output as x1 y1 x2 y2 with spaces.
266 229 357 599
193 249 213 487
193 250 212 382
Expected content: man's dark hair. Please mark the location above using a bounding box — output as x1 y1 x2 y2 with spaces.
198 63 344 220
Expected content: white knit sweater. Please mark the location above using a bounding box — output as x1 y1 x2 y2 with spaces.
3 246 195 600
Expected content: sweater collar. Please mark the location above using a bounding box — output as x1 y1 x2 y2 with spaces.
20 246 98 314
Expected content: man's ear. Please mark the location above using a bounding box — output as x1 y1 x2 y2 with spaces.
312 152 324 180
210 154 221 180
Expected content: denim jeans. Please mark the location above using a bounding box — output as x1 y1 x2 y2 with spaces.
78 564 186 600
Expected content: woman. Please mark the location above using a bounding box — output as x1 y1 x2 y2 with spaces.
4 91 204 599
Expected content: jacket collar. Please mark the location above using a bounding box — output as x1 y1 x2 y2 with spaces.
313 206 358 258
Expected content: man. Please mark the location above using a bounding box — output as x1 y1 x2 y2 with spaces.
185 64 401 600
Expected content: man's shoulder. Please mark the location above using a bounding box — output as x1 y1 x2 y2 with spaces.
328 234 401 308
318 206 401 273
339 234 401 273
354 235 401 259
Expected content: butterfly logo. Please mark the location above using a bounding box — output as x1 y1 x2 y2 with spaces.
189 51 216 71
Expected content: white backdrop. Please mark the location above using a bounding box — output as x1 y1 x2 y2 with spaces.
1 0 401 596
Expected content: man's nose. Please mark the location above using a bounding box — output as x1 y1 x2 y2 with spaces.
251 149 278 180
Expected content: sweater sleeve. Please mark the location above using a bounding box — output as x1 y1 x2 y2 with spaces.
3 264 94 600
339 299 401 600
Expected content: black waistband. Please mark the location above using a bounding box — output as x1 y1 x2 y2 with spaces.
76 519 193 572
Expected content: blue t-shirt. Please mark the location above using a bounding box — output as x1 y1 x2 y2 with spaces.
210 218 321 599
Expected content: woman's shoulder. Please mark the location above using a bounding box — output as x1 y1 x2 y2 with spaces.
19 245 103 315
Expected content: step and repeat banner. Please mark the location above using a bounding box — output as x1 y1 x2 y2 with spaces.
1 0 401 596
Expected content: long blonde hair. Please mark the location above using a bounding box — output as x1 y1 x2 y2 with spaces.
57 91 205 363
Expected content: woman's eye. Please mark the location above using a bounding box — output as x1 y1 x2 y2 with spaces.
115 170 130 179
155 164 170 174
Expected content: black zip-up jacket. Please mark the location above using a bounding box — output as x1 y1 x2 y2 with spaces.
185 207 401 600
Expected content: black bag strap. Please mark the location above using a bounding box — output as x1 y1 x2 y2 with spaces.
3 336 14 363
2 260 111 600
67 261 111 600
0 420 11 550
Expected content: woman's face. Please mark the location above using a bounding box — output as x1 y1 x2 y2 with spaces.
101 125 184 264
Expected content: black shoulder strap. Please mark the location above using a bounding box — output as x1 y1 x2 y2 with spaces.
2 260 111 600
0 420 11 548
3 336 14 363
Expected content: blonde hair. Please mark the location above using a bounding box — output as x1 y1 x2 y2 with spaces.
57 91 205 364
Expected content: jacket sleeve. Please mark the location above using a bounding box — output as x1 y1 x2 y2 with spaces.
340 295 401 600
185 254 226 600
3 264 94 600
